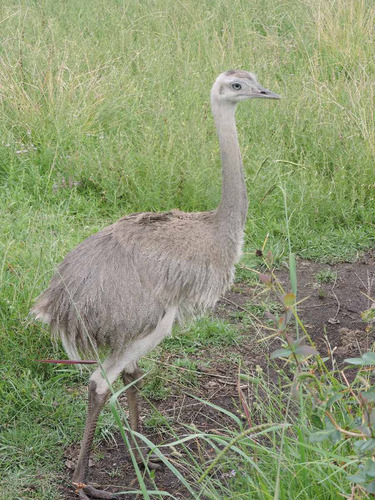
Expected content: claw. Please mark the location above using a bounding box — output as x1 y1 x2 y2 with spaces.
73 481 87 492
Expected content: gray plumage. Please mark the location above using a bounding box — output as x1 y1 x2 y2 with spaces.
31 70 280 499
32 209 238 360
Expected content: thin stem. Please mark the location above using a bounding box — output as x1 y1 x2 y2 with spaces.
325 412 367 439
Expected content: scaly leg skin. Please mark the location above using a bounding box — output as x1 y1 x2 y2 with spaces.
122 367 162 471
72 381 118 500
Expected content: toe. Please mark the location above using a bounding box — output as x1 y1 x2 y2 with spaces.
78 490 91 500
75 484 118 499
147 460 162 471
137 452 167 471
84 485 118 499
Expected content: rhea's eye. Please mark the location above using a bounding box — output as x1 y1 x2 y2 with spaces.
231 82 242 91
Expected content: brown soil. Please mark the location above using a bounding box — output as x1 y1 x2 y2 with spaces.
59 251 375 499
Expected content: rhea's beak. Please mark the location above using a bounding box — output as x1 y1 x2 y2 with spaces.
255 86 281 99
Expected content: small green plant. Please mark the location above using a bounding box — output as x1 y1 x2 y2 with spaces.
259 271 318 374
142 374 170 401
244 299 281 318
318 288 326 299
143 410 170 432
361 300 375 333
107 466 122 479
315 269 337 284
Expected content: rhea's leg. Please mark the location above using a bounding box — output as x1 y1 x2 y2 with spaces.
122 367 142 461
76 306 176 496
122 365 144 433
121 366 161 469
72 381 117 499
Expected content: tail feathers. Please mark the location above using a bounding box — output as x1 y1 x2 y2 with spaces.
30 306 52 325
31 304 82 362
56 329 82 362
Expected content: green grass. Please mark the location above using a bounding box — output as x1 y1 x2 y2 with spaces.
1 0 374 498
164 316 239 353
143 410 171 433
142 373 171 401
315 269 338 284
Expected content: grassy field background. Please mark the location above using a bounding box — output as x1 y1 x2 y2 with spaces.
1 0 374 498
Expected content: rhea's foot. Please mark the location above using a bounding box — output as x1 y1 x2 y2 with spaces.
133 448 164 471
138 454 163 471
73 482 118 499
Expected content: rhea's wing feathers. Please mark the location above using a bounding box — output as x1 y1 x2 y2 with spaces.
113 209 233 311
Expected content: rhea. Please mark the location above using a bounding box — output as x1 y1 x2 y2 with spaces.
31 70 280 499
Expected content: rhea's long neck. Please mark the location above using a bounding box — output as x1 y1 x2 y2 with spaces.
211 98 248 234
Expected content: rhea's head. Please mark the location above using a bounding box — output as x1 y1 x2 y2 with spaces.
211 70 281 105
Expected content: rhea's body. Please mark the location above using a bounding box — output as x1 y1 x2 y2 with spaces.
32 208 244 359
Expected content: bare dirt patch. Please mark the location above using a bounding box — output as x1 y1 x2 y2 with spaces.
59 251 375 499
277 252 375 363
